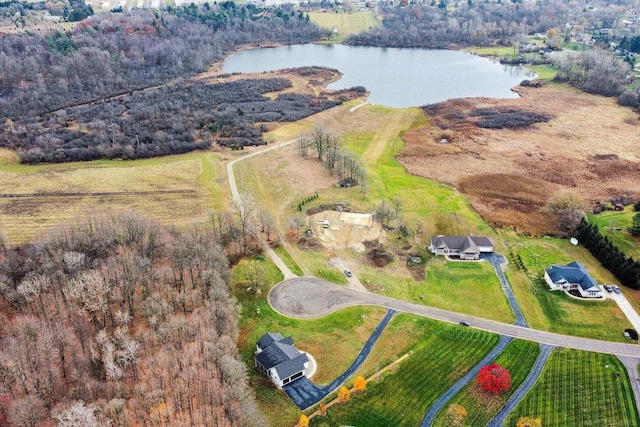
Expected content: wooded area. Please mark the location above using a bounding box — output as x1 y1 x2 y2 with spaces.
0 4 330 162
0 212 265 426
3 73 345 163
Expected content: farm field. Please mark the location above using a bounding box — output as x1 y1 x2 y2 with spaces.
0 150 224 243
432 339 540 426
588 206 640 260
231 256 388 426
309 316 500 426
506 349 639 426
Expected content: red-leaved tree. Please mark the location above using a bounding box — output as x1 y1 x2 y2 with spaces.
477 364 511 394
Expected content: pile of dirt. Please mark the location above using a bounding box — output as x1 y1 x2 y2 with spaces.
297 236 322 250
400 85 640 235
306 203 354 216
364 240 394 267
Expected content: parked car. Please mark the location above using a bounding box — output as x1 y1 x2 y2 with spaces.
344 269 353 277
612 285 621 294
459 321 470 327
604 285 612 293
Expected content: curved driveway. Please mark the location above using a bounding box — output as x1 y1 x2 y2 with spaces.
269 277 640 357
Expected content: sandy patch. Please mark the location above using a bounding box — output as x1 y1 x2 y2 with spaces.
307 210 384 252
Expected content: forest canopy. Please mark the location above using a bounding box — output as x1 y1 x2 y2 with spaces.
0 212 265 426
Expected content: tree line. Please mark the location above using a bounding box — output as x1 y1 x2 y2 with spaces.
575 219 640 290
0 212 265 426
345 1 568 49
297 126 367 196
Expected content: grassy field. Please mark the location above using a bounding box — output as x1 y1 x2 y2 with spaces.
464 46 517 56
503 234 633 342
0 150 225 243
588 206 640 260
308 11 379 43
354 256 515 323
231 256 388 426
309 315 499 426
432 340 540 426
527 64 558 80
506 349 639 426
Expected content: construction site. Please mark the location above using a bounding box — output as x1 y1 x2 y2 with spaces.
306 210 385 252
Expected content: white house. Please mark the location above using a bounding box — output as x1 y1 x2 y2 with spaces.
429 236 494 260
544 261 603 298
255 333 309 389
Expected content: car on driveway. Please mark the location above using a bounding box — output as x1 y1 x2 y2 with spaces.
604 285 612 293
344 269 353 277
612 285 621 294
459 321 470 327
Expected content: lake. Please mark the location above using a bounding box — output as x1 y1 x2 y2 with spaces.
221 44 536 108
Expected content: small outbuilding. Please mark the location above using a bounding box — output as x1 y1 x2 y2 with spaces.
255 333 309 389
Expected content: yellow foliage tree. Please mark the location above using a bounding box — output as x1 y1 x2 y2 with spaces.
516 416 542 427
354 375 367 392
445 403 468 426
298 414 309 427
338 386 351 403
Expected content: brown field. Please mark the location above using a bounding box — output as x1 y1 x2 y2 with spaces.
399 84 640 235
0 153 224 243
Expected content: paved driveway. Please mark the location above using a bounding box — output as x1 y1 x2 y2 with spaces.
607 291 640 333
283 309 397 409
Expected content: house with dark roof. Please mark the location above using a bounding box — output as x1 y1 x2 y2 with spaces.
255 333 309 389
429 236 494 260
544 261 603 298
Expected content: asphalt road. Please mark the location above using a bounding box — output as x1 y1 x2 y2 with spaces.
269 277 640 357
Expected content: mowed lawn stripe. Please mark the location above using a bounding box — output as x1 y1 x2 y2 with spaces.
432 339 540 426
310 319 499 426
506 349 639 426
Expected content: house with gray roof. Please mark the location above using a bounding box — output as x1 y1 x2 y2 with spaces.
429 236 494 260
255 333 309 389
544 261 603 298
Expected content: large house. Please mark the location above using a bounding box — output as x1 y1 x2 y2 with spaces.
429 236 494 260
544 261 603 298
255 333 309 389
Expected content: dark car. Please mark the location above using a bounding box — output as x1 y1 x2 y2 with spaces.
344 269 353 277
459 321 470 327
604 285 612 293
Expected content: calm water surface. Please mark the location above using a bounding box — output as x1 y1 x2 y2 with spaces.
222 44 536 108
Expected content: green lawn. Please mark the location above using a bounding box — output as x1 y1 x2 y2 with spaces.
310 315 500 427
357 256 515 324
503 234 632 342
309 11 378 43
507 349 639 426
432 340 540 426
231 256 387 426
464 46 517 56
527 64 557 81
272 245 305 276
588 206 640 260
